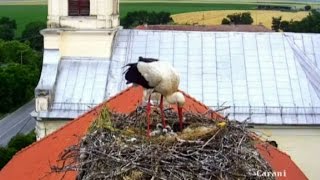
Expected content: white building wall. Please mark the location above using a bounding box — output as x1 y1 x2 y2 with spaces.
47 0 119 29
253 126 320 180
60 31 115 58
42 30 61 49
35 120 69 140
42 30 116 58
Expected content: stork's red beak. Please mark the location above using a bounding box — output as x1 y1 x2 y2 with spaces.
178 106 183 131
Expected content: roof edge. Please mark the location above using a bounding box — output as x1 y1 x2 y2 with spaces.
9 87 134 158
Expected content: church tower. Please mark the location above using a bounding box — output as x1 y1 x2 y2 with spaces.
43 0 119 57
33 0 120 139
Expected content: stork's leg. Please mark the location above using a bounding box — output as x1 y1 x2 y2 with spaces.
146 94 152 137
178 106 183 131
160 95 166 128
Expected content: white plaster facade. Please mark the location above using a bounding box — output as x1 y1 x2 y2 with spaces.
35 120 68 139
42 29 116 58
34 0 120 140
253 126 320 180
43 0 119 58
47 0 119 29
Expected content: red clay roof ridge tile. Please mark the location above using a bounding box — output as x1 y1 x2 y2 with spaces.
12 87 134 157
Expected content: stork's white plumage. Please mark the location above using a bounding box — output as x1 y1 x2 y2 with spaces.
124 57 185 137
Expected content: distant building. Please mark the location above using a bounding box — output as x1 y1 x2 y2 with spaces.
32 0 320 179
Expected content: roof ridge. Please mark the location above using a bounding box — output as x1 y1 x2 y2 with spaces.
180 90 208 110
257 141 292 158
12 87 217 158
180 90 223 120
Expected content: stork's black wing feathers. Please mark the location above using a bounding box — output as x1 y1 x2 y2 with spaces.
123 63 153 89
123 57 158 88
138 56 159 63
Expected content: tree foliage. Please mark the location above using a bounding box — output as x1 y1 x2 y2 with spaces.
278 10 320 33
0 17 17 41
280 20 290 32
0 64 38 112
0 147 16 169
7 131 36 150
221 18 230 25
121 11 173 28
0 131 36 170
0 40 41 66
0 17 17 30
0 17 43 114
271 16 282 32
21 21 46 51
304 5 311 11
221 12 253 25
0 40 41 113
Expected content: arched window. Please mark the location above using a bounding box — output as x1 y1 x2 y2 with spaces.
68 0 90 16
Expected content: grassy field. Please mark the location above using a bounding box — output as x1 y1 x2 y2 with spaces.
0 0 46 5
172 10 309 28
2 0 318 4
0 3 257 36
0 1 317 36
120 3 257 15
0 5 47 36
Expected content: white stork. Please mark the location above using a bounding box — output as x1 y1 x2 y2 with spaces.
124 57 185 137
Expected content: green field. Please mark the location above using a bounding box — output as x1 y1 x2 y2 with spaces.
0 1 318 36
120 3 257 15
0 3 258 36
0 5 47 37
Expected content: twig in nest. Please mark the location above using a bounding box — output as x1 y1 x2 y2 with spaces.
51 106 275 180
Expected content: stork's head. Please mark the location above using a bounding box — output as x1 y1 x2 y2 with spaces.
166 92 185 131
165 92 185 107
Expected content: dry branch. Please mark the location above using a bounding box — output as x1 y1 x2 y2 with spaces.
51 106 274 180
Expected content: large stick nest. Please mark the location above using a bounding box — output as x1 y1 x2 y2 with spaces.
51 106 274 180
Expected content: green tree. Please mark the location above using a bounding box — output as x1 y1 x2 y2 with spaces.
0 64 37 112
279 10 320 33
0 40 41 113
155 12 172 25
240 12 254 24
0 17 17 41
21 21 46 51
7 132 36 150
226 13 241 24
121 11 173 28
223 12 253 25
272 16 282 32
0 40 41 67
221 18 230 25
280 20 290 32
305 5 311 11
0 17 17 30
0 131 36 169
0 147 16 169
0 24 15 41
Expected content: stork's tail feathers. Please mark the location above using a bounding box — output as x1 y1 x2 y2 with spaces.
123 62 152 88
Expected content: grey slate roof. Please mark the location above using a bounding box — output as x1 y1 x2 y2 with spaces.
34 56 111 118
34 29 320 124
111 30 320 124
